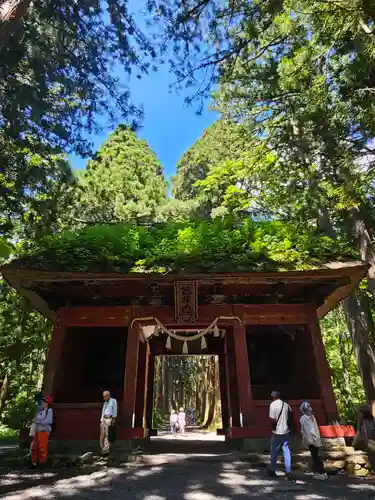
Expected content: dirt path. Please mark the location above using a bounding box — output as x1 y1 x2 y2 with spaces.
0 455 374 500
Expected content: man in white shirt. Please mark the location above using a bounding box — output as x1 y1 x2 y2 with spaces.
100 390 117 455
268 390 292 479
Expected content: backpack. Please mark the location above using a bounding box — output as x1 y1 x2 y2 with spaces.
48 408 56 433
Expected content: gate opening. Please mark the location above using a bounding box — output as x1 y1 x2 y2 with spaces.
151 354 224 441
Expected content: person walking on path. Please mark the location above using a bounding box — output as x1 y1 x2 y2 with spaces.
268 391 292 480
31 395 53 467
178 407 186 436
354 404 375 473
100 390 117 456
170 410 178 437
300 401 327 480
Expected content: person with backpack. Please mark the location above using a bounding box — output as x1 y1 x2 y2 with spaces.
268 390 293 480
31 395 53 467
300 401 327 480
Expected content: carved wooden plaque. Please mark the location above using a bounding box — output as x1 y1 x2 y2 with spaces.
174 281 198 323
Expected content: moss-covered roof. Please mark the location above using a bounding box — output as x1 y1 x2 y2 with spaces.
7 218 357 274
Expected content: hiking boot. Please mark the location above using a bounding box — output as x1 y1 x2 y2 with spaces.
268 470 277 478
285 473 294 481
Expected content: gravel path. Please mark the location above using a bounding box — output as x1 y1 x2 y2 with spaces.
0 456 375 500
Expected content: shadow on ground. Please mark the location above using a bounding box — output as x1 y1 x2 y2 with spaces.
0 456 374 500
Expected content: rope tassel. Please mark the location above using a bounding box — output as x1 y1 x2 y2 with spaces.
213 324 220 337
182 341 189 354
201 336 207 349
166 336 171 349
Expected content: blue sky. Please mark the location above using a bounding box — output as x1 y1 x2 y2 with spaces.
70 63 218 182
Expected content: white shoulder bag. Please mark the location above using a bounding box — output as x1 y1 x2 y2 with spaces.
29 422 36 437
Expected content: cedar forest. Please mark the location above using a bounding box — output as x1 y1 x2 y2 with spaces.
0 0 375 432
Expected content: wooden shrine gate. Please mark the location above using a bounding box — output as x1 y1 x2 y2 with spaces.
2 264 367 442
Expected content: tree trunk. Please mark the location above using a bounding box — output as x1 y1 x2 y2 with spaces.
342 292 375 413
349 208 375 298
200 358 208 425
338 330 351 399
195 377 200 422
317 207 375 411
156 357 163 409
162 357 169 412
0 0 31 43
202 356 219 428
0 372 11 414
0 0 30 21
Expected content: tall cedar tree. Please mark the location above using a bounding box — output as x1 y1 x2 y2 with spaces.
77 125 167 224
173 120 251 202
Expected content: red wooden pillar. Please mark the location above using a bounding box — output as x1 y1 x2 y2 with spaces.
225 329 241 427
145 354 155 432
122 325 140 427
233 321 254 426
218 353 230 431
308 307 338 423
134 342 148 428
43 318 66 397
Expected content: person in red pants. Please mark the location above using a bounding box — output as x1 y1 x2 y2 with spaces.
31 395 53 467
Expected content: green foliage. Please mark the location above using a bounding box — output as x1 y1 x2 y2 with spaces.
173 120 251 203
76 125 167 224
1 1 155 155
0 281 51 429
162 1 375 232
321 307 365 424
14 217 355 274
154 199 200 223
0 424 18 441
152 407 168 428
0 238 13 263
0 144 76 239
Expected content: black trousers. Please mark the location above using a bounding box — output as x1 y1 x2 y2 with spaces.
308 445 325 474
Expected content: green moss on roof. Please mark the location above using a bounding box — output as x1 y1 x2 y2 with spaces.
10 218 357 274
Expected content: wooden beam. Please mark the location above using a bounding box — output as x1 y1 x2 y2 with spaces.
233 322 254 426
145 354 155 431
57 303 310 328
43 318 66 396
2 264 368 322
58 306 133 326
233 304 308 324
218 353 230 431
308 307 338 423
122 325 140 427
134 342 147 428
2 263 366 283
225 330 241 427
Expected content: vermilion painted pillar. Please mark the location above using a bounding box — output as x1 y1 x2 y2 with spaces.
134 342 148 427
145 354 155 432
308 307 338 423
218 353 230 431
43 318 66 397
225 329 241 427
233 321 254 426
122 325 140 427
